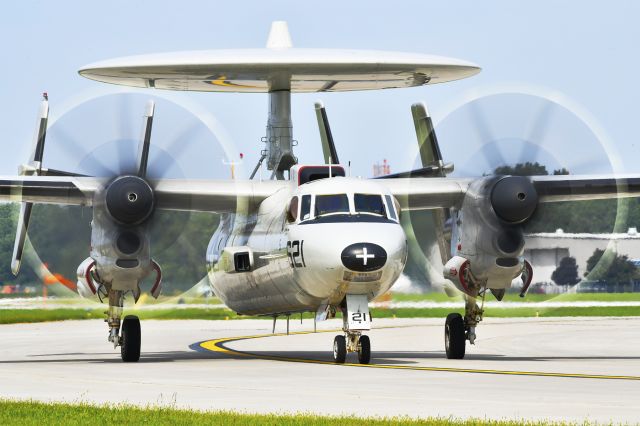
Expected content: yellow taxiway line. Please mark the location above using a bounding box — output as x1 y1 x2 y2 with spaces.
198 329 640 382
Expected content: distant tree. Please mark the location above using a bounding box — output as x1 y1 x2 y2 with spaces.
0 202 218 293
584 248 640 284
493 162 549 176
551 256 580 286
553 167 570 175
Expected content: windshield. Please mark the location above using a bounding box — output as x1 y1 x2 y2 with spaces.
384 195 397 221
315 194 349 216
300 194 312 220
354 194 385 216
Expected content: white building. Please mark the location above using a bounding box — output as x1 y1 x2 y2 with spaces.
524 228 640 284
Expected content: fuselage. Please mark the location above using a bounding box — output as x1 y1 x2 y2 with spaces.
206 176 408 316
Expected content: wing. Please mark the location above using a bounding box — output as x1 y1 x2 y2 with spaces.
381 177 473 210
383 175 640 211
152 179 288 212
0 176 102 206
532 175 640 203
0 175 288 213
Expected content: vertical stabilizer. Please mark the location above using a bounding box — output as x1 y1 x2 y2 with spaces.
266 21 293 49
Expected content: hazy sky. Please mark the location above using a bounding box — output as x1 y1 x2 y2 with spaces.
1 1 638 179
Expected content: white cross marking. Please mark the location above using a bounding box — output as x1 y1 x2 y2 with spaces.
355 247 375 265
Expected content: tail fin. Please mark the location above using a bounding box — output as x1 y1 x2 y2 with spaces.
400 102 453 289
314 101 340 165
411 102 454 176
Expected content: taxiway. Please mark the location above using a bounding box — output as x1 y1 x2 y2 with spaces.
0 317 638 422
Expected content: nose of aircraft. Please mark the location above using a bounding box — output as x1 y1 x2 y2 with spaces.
341 243 387 272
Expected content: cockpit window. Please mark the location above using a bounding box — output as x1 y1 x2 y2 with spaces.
315 194 349 216
384 195 398 221
355 194 385 216
300 194 312 220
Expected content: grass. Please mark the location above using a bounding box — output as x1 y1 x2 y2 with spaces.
2 304 640 325
371 306 640 318
0 307 239 324
1 291 640 325
0 400 584 426
390 292 640 303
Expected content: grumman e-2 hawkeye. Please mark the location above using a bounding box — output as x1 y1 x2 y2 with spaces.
3 22 640 363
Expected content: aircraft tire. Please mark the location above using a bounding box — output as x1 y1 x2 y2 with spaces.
121 315 141 362
333 335 346 363
445 313 465 359
357 335 371 364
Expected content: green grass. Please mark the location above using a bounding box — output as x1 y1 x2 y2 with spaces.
1 292 640 325
389 291 640 303
0 307 239 324
371 306 640 318
1 304 640 325
0 400 583 426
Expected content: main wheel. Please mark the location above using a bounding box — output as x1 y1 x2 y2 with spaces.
445 313 466 359
333 335 346 363
357 335 371 364
121 315 141 362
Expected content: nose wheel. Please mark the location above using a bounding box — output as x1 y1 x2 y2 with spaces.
357 334 371 364
333 335 346 363
333 333 370 364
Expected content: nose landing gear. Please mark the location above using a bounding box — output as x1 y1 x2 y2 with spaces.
332 332 371 364
332 294 372 365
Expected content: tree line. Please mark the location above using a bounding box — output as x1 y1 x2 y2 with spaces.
0 203 219 293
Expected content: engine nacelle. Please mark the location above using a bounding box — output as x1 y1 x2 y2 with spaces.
447 176 538 291
76 257 103 302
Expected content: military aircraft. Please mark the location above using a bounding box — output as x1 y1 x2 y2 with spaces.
3 21 640 363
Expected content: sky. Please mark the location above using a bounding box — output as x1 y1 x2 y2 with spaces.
1 1 639 179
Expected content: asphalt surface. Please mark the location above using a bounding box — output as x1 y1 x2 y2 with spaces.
1 317 639 423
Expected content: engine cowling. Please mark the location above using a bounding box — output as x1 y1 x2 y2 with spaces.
447 176 537 291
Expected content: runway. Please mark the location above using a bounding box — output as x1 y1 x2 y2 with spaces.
0 317 639 422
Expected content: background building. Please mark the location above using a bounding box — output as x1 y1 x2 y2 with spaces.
524 228 640 284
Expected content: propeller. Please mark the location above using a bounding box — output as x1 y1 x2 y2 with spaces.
10 95 48 275
403 91 622 292
23 92 229 298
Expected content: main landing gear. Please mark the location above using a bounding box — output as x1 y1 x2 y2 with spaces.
106 288 141 362
444 289 485 360
332 294 372 365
